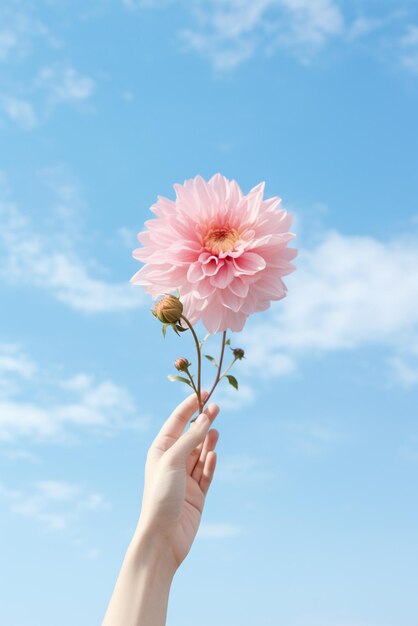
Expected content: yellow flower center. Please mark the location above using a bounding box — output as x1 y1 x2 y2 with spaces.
203 225 239 255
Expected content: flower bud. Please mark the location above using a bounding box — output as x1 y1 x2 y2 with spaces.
153 295 183 325
232 348 245 360
175 357 191 372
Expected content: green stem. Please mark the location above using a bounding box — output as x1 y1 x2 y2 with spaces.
203 331 227 408
185 368 198 396
219 357 238 381
199 333 211 349
180 315 203 414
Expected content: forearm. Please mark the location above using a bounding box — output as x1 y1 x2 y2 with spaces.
102 530 177 626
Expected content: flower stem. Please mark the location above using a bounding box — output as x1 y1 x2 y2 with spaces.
219 357 238 381
185 368 198 396
180 315 203 413
203 331 227 408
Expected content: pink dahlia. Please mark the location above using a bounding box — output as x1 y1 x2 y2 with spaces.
130 174 297 333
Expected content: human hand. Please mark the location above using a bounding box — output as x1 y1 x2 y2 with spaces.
134 392 220 571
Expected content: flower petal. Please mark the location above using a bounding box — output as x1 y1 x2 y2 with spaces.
229 276 249 298
194 278 216 299
202 257 223 276
233 252 266 275
209 260 235 288
187 262 205 283
220 288 243 312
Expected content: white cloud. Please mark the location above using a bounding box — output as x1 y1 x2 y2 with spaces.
401 25 418 47
0 95 38 129
123 0 344 69
1 448 38 462
0 343 37 379
121 0 175 9
0 64 95 131
0 344 148 443
37 64 95 104
0 5 96 128
275 0 344 57
241 230 418 381
0 65 95 130
0 28 17 61
36 481 80 502
123 1 418 77
118 226 137 248
400 25 418 74
85 547 101 558
347 15 389 40
0 7 49 63
0 191 143 313
217 454 277 484
292 618 378 626
0 480 109 532
0 344 37 399
389 356 418 388
198 522 244 539
178 0 344 69
211 379 255 410
279 417 342 456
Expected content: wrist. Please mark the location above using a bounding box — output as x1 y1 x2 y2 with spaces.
128 523 178 579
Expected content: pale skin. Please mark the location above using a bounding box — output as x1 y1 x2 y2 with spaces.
102 390 220 626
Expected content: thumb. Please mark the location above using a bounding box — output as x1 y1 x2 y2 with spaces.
167 413 210 463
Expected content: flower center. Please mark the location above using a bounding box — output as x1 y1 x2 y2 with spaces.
203 225 239 255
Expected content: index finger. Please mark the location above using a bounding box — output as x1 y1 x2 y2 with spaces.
153 391 208 449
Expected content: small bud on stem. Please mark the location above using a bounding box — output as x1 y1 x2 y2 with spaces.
152 295 184 325
175 357 191 372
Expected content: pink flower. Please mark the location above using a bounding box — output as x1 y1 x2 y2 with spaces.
130 174 297 333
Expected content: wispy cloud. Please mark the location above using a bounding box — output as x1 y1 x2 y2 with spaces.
179 0 344 69
400 24 418 74
0 480 109 532
0 63 96 130
279 417 343 457
0 95 38 129
36 64 95 105
0 343 37 379
240 229 418 383
292 618 379 626
198 522 244 539
216 454 277 484
121 1 418 77
0 344 148 443
0 5 49 63
389 356 418 388
0 179 143 313
0 5 95 130
211 380 255 411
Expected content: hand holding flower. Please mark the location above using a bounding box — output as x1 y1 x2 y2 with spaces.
103 394 220 626
136 392 220 568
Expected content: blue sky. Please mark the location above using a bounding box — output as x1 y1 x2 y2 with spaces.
1 1 418 625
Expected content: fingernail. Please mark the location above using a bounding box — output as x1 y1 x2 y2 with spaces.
196 412 208 425
201 390 209 400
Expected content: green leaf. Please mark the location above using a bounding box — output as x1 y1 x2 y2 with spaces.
225 338 231 345
167 375 192 387
226 374 238 390
201 333 211 345
205 354 218 367
162 324 167 338
175 324 188 332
